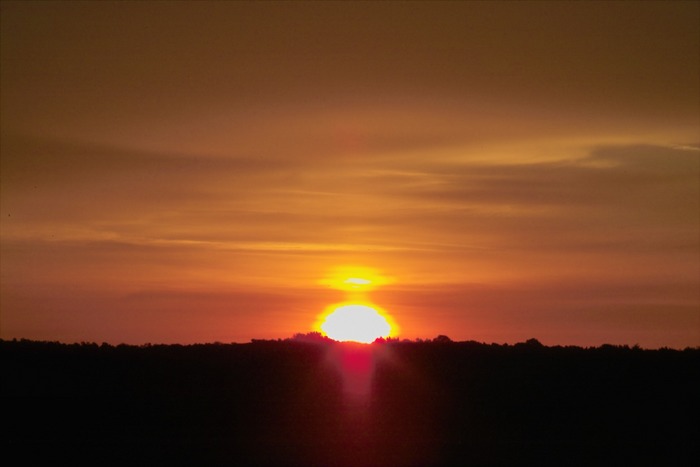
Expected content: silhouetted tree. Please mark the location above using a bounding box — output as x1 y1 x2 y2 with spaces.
433 335 453 344
290 332 330 344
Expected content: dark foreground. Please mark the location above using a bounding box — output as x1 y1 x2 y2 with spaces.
2 338 698 466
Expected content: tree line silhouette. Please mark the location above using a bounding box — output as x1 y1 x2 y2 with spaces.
2 337 698 466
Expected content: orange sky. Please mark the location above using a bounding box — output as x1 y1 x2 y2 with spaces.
1 1 699 347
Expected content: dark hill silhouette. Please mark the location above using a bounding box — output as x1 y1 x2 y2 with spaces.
2 338 698 466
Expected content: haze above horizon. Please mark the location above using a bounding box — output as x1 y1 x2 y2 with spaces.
1 2 698 348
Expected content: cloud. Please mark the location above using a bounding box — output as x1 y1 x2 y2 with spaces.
374 144 699 251
3 134 698 267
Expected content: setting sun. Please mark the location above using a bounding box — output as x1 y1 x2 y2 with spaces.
319 304 393 343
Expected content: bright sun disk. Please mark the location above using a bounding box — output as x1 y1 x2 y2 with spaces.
320 304 392 344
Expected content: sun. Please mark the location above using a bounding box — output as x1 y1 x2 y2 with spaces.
315 266 399 343
319 303 393 344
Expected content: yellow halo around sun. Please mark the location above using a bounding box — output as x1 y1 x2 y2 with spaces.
316 302 398 344
318 266 394 292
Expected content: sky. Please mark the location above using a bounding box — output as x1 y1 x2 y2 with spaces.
1 1 699 348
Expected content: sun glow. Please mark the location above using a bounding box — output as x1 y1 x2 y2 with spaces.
318 266 394 292
315 266 399 343
318 303 394 344
344 277 371 286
